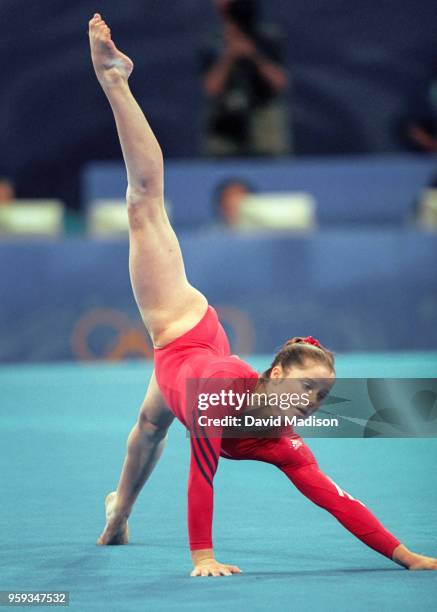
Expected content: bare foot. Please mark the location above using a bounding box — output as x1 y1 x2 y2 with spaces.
88 13 133 85
97 492 129 545
393 544 437 570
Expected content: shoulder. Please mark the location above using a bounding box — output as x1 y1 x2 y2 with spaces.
195 358 258 400
204 356 259 380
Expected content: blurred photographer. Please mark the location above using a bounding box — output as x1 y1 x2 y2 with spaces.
200 0 291 156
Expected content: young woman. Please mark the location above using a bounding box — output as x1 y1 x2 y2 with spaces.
89 14 437 576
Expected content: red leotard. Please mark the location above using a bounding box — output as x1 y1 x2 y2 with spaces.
154 306 400 558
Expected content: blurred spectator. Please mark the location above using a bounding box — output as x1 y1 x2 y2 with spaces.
213 177 254 227
0 178 15 205
405 63 437 153
200 0 291 157
408 120 437 153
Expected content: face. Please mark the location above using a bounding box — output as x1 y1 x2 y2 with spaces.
266 360 335 417
220 183 250 226
0 181 14 204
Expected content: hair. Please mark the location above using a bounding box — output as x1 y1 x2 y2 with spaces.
262 337 335 378
226 0 259 34
0 176 14 188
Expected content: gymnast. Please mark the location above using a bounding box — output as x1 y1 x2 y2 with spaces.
89 14 437 576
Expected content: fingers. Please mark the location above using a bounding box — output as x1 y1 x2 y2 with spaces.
190 562 242 577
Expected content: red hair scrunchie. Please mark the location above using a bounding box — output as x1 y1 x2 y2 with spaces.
303 336 321 348
285 336 322 348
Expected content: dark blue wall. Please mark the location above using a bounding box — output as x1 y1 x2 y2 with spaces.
82 154 437 228
1 229 436 363
1 1 436 207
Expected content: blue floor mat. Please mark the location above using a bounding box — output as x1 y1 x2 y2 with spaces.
1 355 436 611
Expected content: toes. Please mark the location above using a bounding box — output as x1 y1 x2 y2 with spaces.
89 13 101 28
89 15 108 35
96 23 111 41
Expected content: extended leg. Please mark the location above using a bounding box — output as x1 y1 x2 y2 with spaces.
97 371 174 545
89 14 207 346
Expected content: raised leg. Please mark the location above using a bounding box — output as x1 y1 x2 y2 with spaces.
89 14 207 346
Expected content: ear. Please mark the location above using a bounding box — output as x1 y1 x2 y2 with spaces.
270 365 283 379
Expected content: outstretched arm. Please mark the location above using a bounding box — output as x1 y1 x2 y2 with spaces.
248 437 437 570
271 438 437 570
188 433 221 570
285 461 437 570
188 420 241 577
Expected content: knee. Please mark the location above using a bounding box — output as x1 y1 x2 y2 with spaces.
126 185 163 230
137 410 169 442
127 198 151 231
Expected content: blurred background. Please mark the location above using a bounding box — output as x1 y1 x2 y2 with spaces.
1 0 437 362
